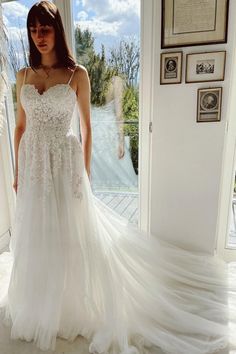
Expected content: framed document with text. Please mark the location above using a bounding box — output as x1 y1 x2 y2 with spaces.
161 0 229 48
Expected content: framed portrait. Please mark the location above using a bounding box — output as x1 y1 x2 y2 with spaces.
197 87 222 123
186 51 226 83
160 51 182 84
161 0 229 48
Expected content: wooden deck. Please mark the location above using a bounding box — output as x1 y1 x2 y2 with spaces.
228 203 236 248
228 229 236 248
94 191 236 248
93 191 139 225
229 234 236 247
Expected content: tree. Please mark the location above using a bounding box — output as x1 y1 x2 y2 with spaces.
75 26 114 106
107 38 140 173
108 37 140 88
8 28 28 79
74 26 94 66
74 27 140 172
122 86 139 174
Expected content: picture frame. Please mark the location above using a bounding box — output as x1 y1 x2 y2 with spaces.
197 87 222 123
161 0 229 48
186 51 226 83
160 51 182 85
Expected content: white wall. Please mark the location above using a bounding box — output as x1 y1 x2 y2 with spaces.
149 0 236 253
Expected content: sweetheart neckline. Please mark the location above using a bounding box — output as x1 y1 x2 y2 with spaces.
21 83 77 97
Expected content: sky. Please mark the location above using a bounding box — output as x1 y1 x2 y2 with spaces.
2 0 140 70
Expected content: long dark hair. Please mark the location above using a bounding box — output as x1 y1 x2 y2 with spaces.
27 1 76 70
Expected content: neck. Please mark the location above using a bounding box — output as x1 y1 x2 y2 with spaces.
41 52 59 68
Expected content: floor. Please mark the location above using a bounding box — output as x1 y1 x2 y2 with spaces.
1 192 235 354
94 190 139 224
95 190 236 247
229 202 236 248
0 321 162 354
0 322 235 354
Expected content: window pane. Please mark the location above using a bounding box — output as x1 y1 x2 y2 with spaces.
2 0 53 117
2 0 54 178
228 172 236 249
72 0 140 224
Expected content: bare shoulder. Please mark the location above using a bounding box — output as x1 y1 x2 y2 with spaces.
17 66 28 77
74 64 91 93
74 64 89 79
112 75 125 89
16 67 28 83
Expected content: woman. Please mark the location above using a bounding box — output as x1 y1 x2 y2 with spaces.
0 2 235 354
91 74 138 191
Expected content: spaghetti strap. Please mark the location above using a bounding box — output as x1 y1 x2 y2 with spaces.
23 67 28 85
67 67 77 85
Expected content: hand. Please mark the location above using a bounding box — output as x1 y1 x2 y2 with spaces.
118 144 125 159
86 169 91 182
13 176 18 194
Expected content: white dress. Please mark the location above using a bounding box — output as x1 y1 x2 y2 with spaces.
0 67 236 354
90 99 138 190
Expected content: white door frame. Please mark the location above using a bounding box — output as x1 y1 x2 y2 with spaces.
138 0 155 233
216 36 236 262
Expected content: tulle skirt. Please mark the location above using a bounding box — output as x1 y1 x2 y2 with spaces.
0 156 236 354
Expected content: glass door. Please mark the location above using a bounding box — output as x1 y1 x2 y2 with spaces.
216 76 236 262
72 0 140 224
228 171 236 249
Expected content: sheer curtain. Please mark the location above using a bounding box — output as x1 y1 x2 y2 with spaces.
0 1 14 253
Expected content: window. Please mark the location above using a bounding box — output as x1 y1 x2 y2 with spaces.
227 172 236 249
72 0 140 224
2 0 142 225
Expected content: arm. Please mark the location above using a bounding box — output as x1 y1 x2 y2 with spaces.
75 66 92 181
13 68 26 193
113 75 125 158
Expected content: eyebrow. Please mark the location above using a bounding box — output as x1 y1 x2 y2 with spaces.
29 24 51 28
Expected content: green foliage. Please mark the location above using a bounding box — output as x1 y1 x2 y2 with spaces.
75 26 115 106
74 27 94 65
74 26 139 173
86 46 115 106
108 38 140 88
122 87 139 174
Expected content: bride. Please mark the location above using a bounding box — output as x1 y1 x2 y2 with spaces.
0 2 236 354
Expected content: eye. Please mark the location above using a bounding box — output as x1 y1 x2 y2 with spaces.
29 27 51 35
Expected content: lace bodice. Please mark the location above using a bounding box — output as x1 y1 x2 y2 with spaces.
18 68 85 204
20 83 76 148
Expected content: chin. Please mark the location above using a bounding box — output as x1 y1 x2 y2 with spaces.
39 47 48 51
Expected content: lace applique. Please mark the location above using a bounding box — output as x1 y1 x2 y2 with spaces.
66 135 84 201
73 174 83 200
18 84 84 203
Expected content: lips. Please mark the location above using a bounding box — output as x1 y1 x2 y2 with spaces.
38 43 47 48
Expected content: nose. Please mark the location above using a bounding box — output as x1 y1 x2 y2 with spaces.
35 29 44 39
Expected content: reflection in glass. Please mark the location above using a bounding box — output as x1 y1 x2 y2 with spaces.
228 172 236 248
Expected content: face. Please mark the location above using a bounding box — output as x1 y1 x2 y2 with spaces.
207 95 214 104
29 18 55 53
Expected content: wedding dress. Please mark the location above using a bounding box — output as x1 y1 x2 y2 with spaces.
90 100 138 191
0 66 236 354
